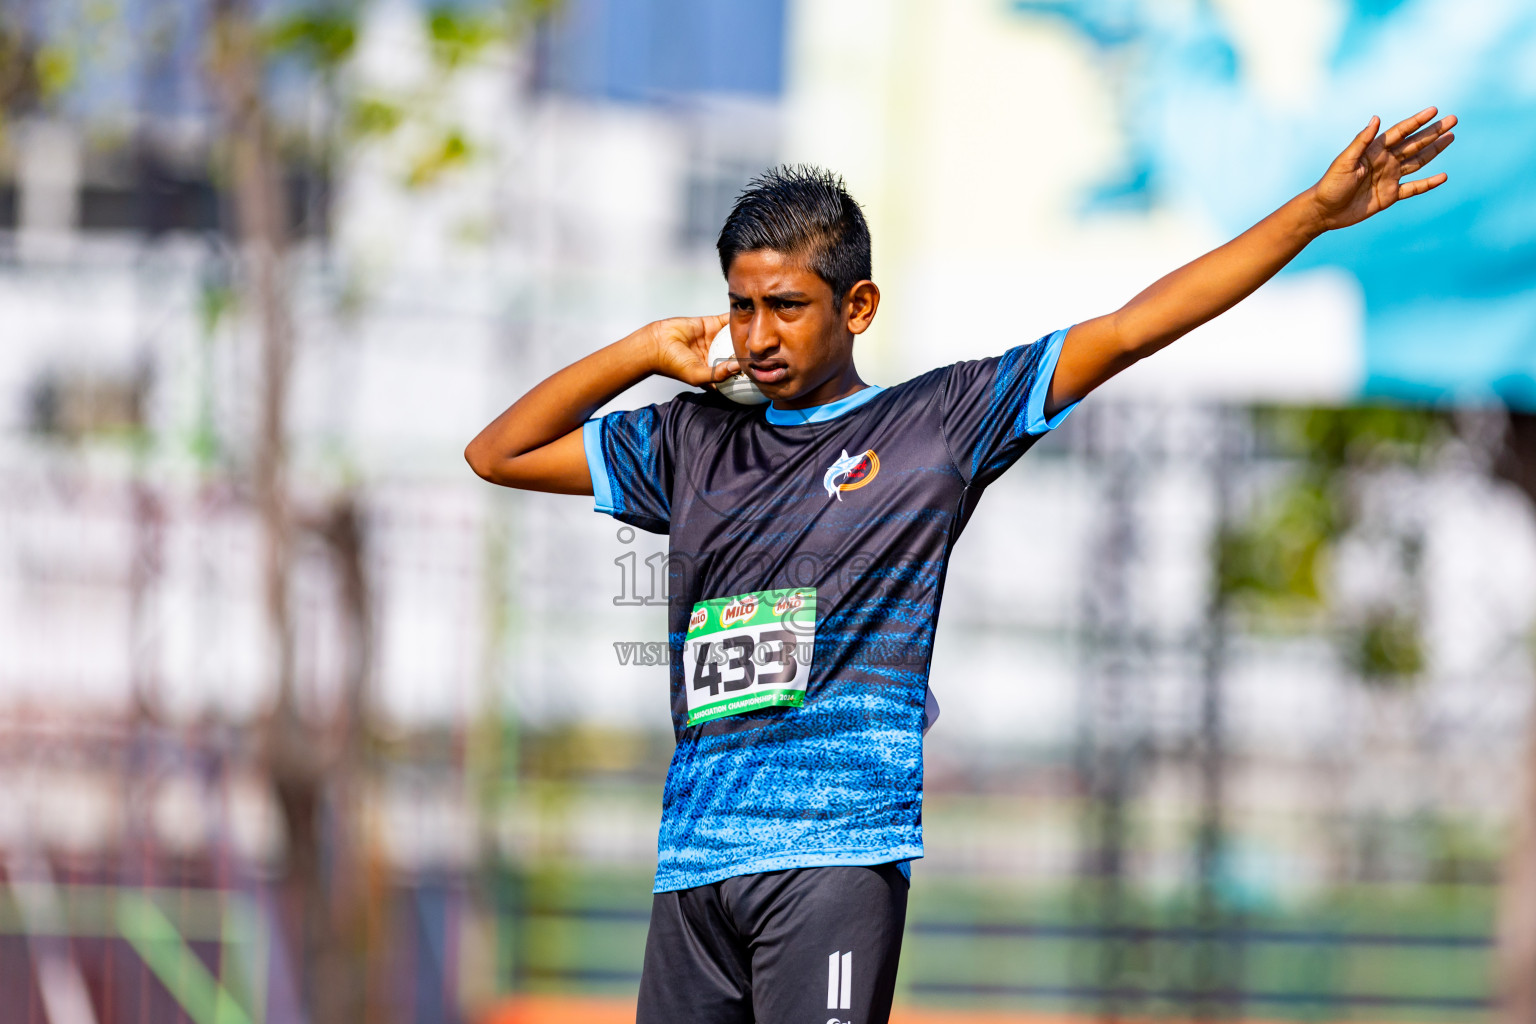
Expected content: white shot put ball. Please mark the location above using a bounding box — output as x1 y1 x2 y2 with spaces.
707 324 769 406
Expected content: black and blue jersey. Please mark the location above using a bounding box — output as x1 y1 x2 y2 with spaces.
583 327 1077 892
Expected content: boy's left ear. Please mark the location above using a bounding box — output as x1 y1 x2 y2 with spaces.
845 280 880 335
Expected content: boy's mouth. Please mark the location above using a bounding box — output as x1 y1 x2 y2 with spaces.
748 362 789 385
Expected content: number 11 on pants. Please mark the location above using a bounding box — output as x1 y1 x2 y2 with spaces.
828 950 852 1011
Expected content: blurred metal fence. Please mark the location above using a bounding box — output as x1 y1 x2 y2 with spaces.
498 866 1494 1018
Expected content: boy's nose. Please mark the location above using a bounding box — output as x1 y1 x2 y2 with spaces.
746 314 779 355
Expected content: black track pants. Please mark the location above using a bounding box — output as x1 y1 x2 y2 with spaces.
635 862 909 1024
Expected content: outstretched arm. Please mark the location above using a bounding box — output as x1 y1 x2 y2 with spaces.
1045 107 1457 416
465 314 734 491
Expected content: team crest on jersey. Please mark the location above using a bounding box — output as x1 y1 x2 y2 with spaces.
823 448 880 500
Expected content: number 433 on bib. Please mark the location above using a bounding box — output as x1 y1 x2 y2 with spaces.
683 587 816 726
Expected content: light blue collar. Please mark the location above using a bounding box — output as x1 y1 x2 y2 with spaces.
764 384 885 426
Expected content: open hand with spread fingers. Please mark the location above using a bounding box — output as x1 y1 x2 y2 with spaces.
1309 107 1457 232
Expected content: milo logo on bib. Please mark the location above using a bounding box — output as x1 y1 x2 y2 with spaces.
682 587 817 727
719 595 759 629
773 591 803 616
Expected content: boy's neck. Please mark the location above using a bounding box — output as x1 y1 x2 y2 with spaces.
771 365 868 411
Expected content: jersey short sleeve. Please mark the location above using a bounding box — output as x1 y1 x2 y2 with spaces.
940 326 1080 488
583 401 680 535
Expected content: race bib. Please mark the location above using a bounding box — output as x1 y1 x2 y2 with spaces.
683 587 816 726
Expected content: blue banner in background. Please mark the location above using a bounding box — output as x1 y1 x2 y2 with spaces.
1013 0 1536 408
533 0 787 102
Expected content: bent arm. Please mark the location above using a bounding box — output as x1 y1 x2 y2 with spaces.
465 313 732 492
465 330 659 493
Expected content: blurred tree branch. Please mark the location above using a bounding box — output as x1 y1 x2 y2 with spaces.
207 0 330 1014
0 20 43 116
200 2 553 1021
1490 413 1536 1024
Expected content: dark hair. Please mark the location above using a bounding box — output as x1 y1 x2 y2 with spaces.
716 165 872 305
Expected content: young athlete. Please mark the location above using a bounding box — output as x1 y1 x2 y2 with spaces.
466 107 1455 1024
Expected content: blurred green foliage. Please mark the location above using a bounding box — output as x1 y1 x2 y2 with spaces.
426 0 562 69
1218 478 1335 607
3 0 563 197
406 127 473 187
263 7 359 70
425 4 502 69
1270 405 1449 473
0 20 77 122
1350 608 1427 681
33 44 76 99
262 2 562 192
347 95 404 137
1218 405 1451 685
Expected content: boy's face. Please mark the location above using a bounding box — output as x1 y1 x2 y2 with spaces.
725 249 875 407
